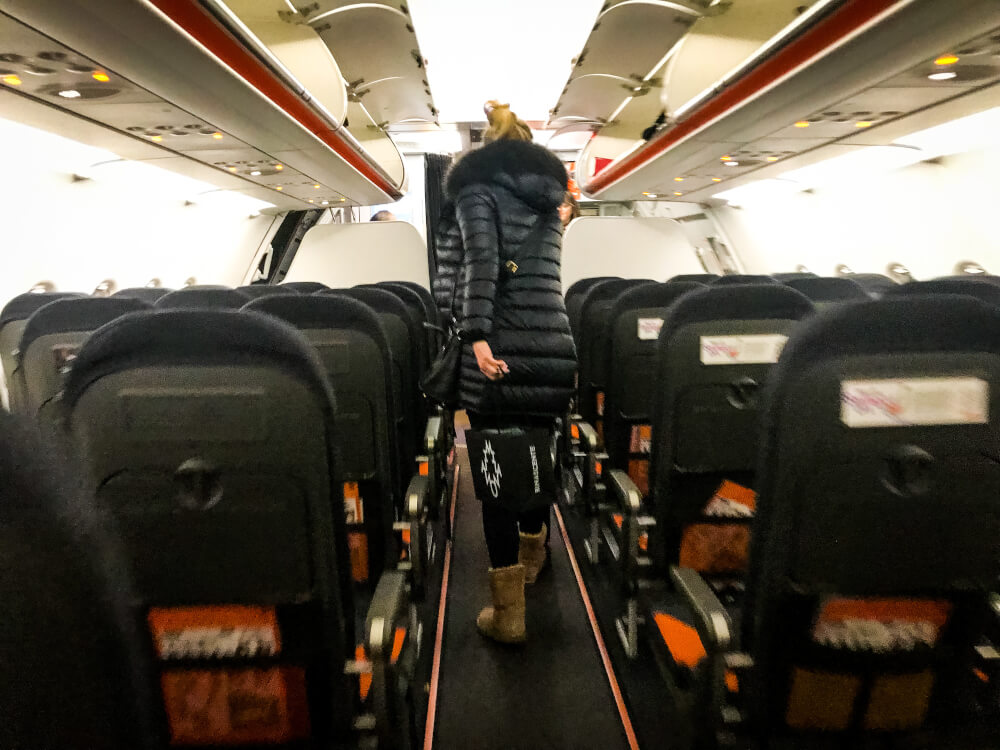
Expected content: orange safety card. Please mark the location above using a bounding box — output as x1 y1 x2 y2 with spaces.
812 598 952 653
627 459 650 497
348 531 369 583
678 480 756 575
343 481 364 524
161 666 310 745
629 424 652 454
595 391 605 417
653 612 706 669
148 606 280 660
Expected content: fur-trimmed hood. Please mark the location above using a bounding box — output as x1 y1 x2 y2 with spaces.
445 139 567 213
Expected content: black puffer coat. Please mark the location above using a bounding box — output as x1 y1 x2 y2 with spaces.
432 140 577 416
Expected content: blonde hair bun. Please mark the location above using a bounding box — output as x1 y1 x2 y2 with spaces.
483 100 532 143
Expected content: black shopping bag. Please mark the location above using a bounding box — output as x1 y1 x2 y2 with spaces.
466 427 556 512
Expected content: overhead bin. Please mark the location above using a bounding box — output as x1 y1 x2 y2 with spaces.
572 0 1000 201
0 0 406 206
549 1 702 128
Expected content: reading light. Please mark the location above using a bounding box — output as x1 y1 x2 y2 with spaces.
321 200 330 205
275 186 283 191
673 191 683 196
794 121 810 128
212 132 223 139
934 54 959 66
92 71 110 82
227 166 237 172
766 156 779 162
674 177 684 182
724 160 740 166
2 74 22 86
313 184 321 189
340 197 346 202
928 71 957 81
150 135 163 142
855 121 873 128
250 170 262 176
720 155 732 161
712 177 722 182
57 89 81 98
275 164 284 170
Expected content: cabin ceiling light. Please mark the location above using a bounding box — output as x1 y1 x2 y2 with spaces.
724 160 740 166
250 170 262 176
928 71 957 81
57 89 81 98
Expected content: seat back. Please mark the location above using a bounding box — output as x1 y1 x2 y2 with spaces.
566 276 621 344
783 277 869 308
0 292 84 410
603 282 703 492
711 274 777 286
113 287 173 303
326 288 419 478
845 273 898 296
17 297 150 422
888 279 1000 306
746 296 1000 738
63 309 355 744
155 287 250 309
237 285 300 299
379 280 441 353
669 274 721 284
576 278 656 426
934 274 1000 286
771 272 817 281
365 282 431 376
280 281 329 294
245 295 398 585
0 413 158 749
651 285 813 574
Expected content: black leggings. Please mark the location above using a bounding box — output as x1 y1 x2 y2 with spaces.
467 412 554 568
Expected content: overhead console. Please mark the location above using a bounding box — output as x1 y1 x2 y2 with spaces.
0 0 432 207
561 0 1000 202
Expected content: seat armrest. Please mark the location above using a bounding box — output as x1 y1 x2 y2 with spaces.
574 419 600 452
424 414 442 455
607 470 644 590
670 566 733 652
402 474 429 597
365 570 408 660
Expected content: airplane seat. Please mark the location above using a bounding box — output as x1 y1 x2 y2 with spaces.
566 276 622 346
378 280 441 353
15 297 150 424
326 288 421 489
280 281 330 294
608 284 814 659
0 411 159 749
668 273 721 284
783 276 870 307
237 284 301 299
0 292 85 411
885 278 1000 306
710 274 778 286
62 308 414 747
576 278 657 430
771 272 818 281
155 287 250 309
113 287 173 303
362 282 432 377
678 295 1000 747
245 294 431 595
933 274 1000 286
845 273 899 296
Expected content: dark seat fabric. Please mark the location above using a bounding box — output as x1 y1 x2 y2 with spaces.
669 274 721 284
576 278 657 426
280 281 329 294
771 272 818 281
0 412 158 749
934 274 1000 286
379 281 440 352
16 297 150 418
886 279 1000 306
844 273 898 295
63 309 357 742
244 294 399 582
603 282 704 488
155 287 249 309
743 296 1000 739
0 291 87 329
326 288 420 477
710 274 777 286
237 284 300 299
363 282 432 376
783 277 869 305
112 287 172 303
566 276 621 345
650 285 814 574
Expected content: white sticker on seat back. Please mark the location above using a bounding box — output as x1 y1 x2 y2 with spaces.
840 377 988 427
637 318 664 340
700 335 787 365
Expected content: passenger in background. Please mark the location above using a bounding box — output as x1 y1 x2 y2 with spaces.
437 100 577 644
370 210 396 221
559 191 580 229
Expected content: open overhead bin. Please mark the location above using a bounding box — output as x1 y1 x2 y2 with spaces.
571 0 1000 202
0 0 408 206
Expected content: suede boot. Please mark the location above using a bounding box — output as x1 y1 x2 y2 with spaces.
476 564 526 644
518 524 548 584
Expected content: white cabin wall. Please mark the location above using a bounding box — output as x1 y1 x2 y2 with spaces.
1 117 277 304
710 147 1000 278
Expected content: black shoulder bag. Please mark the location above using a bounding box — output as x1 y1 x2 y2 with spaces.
420 275 463 407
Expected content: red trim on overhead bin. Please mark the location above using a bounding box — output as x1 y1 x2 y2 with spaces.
584 0 906 195
148 0 402 199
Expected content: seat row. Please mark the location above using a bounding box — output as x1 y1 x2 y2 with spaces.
560 275 1000 748
0 280 451 749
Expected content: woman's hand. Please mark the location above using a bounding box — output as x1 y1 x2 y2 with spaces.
473 340 509 381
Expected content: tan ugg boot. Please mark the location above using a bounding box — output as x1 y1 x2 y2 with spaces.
476 564 526 644
518 524 548 584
